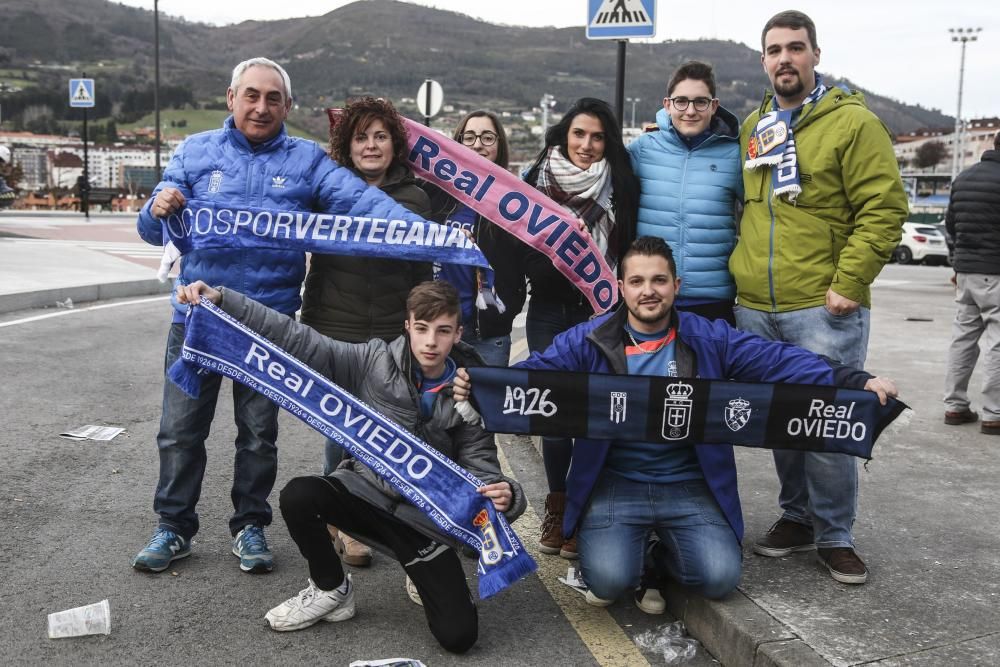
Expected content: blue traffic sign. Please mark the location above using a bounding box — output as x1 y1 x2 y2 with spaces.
69 78 95 108
586 0 656 40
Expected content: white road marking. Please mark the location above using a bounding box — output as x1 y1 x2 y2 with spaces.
0 296 169 328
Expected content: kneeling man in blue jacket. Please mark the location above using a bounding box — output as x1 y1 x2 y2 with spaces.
455 236 896 612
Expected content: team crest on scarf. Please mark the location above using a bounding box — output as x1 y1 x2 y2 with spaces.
473 509 503 566
744 75 828 203
662 382 694 440
725 397 752 432
609 392 628 424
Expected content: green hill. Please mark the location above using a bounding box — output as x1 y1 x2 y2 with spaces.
0 0 953 143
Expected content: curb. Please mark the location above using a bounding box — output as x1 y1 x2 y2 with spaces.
530 435 831 666
0 279 173 315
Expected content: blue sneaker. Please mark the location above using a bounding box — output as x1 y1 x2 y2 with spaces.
132 528 191 573
232 525 273 573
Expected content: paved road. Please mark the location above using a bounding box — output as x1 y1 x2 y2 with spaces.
2 261 999 665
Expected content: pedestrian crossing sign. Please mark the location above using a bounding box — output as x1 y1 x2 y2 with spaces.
69 78 95 108
587 0 656 40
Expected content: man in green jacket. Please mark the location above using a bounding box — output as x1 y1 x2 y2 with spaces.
730 10 907 585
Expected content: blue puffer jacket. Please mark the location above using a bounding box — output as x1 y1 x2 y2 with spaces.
515 306 872 540
137 116 425 319
627 107 743 303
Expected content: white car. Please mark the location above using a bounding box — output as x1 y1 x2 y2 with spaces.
893 222 950 265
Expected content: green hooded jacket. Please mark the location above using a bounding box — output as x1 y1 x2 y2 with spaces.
730 86 908 311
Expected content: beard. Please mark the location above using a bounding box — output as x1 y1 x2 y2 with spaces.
773 70 806 99
628 300 671 326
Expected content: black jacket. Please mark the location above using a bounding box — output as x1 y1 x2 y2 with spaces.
947 150 1000 275
421 182 527 339
301 163 433 342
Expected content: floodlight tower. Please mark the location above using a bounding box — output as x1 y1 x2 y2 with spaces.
948 27 981 182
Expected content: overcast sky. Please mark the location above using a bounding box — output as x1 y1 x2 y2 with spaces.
119 0 997 119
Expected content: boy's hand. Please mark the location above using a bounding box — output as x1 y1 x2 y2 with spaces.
453 367 472 402
864 376 898 406
478 481 512 512
176 280 222 305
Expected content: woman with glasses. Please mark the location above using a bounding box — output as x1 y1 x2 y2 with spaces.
422 110 526 367
521 97 640 560
300 97 432 567
627 61 743 324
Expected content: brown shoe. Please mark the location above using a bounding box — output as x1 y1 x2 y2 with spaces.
753 518 815 557
539 492 566 555
559 532 578 560
817 547 868 584
334 532 373 567
945 409 978 425
981 420 1000 435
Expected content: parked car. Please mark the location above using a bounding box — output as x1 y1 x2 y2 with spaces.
893 222 950 265
934 221 955 265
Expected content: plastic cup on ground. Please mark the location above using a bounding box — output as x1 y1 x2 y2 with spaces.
47 599 111 639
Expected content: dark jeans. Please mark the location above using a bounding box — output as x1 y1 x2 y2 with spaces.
280 475 478 654
526 297 592 492
676 300 736 326
153 322 279 539
578 472 741 600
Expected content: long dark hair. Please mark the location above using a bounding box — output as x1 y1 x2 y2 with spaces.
525 97 638 252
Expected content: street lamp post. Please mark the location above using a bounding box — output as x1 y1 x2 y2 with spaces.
626 97 641 129
154 0 161 177
539 94 556 148
949 27 981 182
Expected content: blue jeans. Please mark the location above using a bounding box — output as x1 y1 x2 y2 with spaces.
154 322 279 539
463 330 512 367
578 472 742 601
526 298 593 492
735 304 870 548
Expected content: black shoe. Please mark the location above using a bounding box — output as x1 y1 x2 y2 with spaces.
944 409 978 425
817 547 868 584
981 420 1000 435
753 519 815 558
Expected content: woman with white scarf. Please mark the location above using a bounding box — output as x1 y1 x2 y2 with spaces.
521 97 639 560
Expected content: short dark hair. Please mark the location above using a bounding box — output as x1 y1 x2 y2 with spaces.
453 110 510 170
620 236 677 279
761 10 818 51
406 281 461 325
329 97 408 172
668 61 717 98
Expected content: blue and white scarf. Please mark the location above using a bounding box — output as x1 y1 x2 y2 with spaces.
168 299 535 598
158 200 503 312
744 75 828 202
467 367 907 459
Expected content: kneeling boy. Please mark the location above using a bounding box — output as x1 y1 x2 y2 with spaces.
176 280 525 654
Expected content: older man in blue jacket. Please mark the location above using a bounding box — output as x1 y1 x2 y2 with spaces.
133 57 429 575
456 237 896 612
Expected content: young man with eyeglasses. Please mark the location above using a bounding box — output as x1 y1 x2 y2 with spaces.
730 11 907 584
627 61 743 325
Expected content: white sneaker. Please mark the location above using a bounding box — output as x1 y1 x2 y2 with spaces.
584 589 614 607
265 575 355 631
634 587 666 614
404 575 424 607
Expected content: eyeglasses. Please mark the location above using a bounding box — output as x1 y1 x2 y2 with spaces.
668 97 715 112
460 131 498 147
